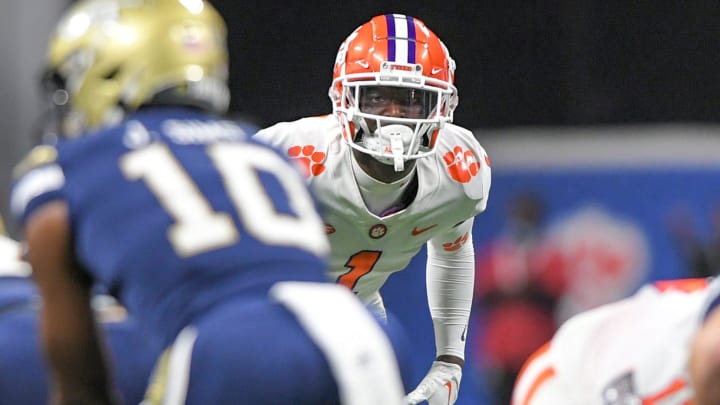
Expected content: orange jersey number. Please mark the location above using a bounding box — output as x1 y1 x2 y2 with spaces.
337 250 382 290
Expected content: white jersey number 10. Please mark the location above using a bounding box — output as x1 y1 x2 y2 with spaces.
120 142 328 258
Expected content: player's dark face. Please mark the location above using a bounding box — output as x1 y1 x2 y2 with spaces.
358 86 436 119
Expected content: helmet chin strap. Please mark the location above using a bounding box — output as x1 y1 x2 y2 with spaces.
389 133 405 171
367 124 415 172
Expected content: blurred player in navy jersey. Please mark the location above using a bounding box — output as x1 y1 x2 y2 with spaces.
11 1 413 404
0 227 161 404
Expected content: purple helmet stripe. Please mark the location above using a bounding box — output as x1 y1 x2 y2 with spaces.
385 14 396 61
406 15 416 63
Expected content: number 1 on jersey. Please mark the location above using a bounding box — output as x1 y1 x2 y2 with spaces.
337 250 382 290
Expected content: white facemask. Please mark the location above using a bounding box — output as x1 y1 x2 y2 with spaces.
361 124 418 171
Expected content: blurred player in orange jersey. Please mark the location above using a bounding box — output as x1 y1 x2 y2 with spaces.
689 278 720 404
512 277 716 405
254 13 491 405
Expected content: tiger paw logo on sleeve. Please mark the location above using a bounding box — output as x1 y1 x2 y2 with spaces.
443 233 469 252
443 146 481 183
287 145 326 177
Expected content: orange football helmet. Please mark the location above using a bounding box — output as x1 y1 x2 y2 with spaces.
329 14 458 171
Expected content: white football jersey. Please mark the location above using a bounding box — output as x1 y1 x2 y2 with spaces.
254 115 491 302
512 278 717 405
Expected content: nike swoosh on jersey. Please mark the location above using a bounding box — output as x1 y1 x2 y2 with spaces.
411 224 438 236
444 381 453 404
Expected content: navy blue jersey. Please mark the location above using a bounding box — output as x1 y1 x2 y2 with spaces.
0 311 161 405
0 277 161 404
0 276 36 310
12 107 329 345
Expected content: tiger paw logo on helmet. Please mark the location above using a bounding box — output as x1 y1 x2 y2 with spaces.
443 146 480 183
287 145 326 177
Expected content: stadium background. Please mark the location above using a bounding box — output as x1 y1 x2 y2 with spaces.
3 1 720 404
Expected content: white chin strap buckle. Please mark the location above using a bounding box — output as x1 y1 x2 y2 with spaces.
379 124 414 172
389 135 404 171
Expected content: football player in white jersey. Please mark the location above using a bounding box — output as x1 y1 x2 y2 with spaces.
254 13 491 405
512 277 720 405
690 278 720 404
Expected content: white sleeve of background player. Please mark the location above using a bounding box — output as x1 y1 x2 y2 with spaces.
426 218 475 359
511 342 566 405
513 297 619 405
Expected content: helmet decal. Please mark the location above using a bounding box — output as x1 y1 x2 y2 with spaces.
384 14 417 64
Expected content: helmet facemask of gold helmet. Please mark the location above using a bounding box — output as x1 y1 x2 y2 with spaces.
41 0 230 139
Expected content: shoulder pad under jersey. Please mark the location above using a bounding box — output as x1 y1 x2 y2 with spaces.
254 115 340 177
11 144 65 225
255 115 338 149
435 124 491 205
13 144 59 180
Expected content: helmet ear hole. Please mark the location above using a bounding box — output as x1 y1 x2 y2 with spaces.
40 69 65 94
103 67 120 81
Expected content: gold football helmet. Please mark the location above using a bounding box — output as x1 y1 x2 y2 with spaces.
42 0 230 137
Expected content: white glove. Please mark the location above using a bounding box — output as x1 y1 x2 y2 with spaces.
405 360 462 405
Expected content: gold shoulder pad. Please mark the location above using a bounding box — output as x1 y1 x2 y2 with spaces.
13 145 58 180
